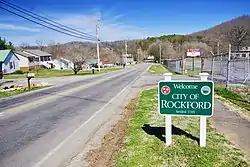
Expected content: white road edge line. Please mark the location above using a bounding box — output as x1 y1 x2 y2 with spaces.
33 64 151 167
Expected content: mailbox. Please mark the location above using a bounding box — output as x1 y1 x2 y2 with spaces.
27 73 35 78
27 73 35 91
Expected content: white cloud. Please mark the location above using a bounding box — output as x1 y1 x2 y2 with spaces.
3 10 157 45
0 23 40 32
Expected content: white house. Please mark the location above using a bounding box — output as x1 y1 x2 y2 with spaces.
53 58 74 70
0 50 20 75
22 49 53 69
14 51 38 71
122 54 135 65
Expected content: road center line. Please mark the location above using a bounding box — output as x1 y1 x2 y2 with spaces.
3 68 136 114
33 65 150 167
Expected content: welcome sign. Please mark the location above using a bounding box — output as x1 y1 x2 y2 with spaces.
158 81 214 116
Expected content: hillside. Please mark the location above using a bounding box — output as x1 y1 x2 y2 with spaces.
191 15 250 43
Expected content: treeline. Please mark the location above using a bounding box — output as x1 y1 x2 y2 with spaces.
0 37 14 50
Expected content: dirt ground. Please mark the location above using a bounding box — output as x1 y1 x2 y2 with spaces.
85 94 139 167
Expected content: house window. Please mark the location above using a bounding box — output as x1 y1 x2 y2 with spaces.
9 62 13 69
40 57 44 61
40 56 51 61
13 62 15 69
242 54 246 57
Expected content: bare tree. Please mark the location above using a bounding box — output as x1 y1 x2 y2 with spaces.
46 41 65 59
227 26 248 50
161 41 177 59
100 47 116 63
65 45 92 74
147 40 177 61
19 42 30 49
147 42 159 62
36 39 45 51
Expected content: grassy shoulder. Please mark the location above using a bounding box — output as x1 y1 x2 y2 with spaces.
116 88 249 167
4 67 121 79
215 85 250 112
0 86 49 98
184 66 202 76
148 64 169 75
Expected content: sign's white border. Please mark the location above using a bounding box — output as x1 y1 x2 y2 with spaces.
157 80 214 117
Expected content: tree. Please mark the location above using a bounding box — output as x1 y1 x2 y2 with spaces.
147 40 177 62
36 39 45 51
227 26 248 50
196 35 204 43
0 37 14 50
46 41 65 59
161 41 177 59
65 45 92 74
100 47 116 63
147 42 160 62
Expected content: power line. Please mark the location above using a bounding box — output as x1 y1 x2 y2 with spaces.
0 0 97 40
0 6 96 41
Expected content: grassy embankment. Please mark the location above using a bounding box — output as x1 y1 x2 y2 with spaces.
115 88 249 167
4 68 121 79
0 86 49 98
148 64 169 75
215 85 250 113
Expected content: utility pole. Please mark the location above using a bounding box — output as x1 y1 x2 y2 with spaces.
218 41 222 61
217 41 220 55
96 19 100 72
137 48 140 63
125 40 128 65
226 44 231 89
159 43 162 64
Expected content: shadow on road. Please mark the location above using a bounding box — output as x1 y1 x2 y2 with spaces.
141 124 199 144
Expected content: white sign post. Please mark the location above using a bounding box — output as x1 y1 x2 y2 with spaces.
164 73 172 146
199 73 209 147
160 72 213 147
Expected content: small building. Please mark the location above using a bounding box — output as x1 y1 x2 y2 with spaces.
122 54 135 65
0 50 20 75
53 58 74 70
231 46 250 58
22 49 53 69
103 61 114 67
15 51 39 71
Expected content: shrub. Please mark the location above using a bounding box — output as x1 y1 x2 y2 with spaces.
14 70 24 74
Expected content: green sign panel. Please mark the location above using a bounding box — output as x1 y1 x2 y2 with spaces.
158 81 214 116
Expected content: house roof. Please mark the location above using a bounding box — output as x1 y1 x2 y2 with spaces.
0 50 11 62
14 51 35 58
23 49 52 57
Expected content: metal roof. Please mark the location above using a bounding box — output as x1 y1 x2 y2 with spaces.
0 50 11 62
23 49 52 57
14 51 35 58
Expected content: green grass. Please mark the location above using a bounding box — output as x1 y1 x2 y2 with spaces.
215 86 250 111
116 88 249 167
0 86 49 98
148 64 169 75
184 66 202 76
4 68 121 79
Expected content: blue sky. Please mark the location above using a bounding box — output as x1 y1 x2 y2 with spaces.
0 0 249 45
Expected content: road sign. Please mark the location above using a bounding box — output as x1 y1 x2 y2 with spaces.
158 81 214 116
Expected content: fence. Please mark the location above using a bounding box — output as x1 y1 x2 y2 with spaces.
203 55 250 86
162 59 183 74
163 56 250 86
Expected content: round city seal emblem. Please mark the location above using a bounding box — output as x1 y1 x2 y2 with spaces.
201 86 211 95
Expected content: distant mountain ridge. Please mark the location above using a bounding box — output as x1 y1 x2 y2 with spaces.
191 15 250 42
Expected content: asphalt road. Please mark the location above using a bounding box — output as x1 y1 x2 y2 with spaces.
0 63 150 167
